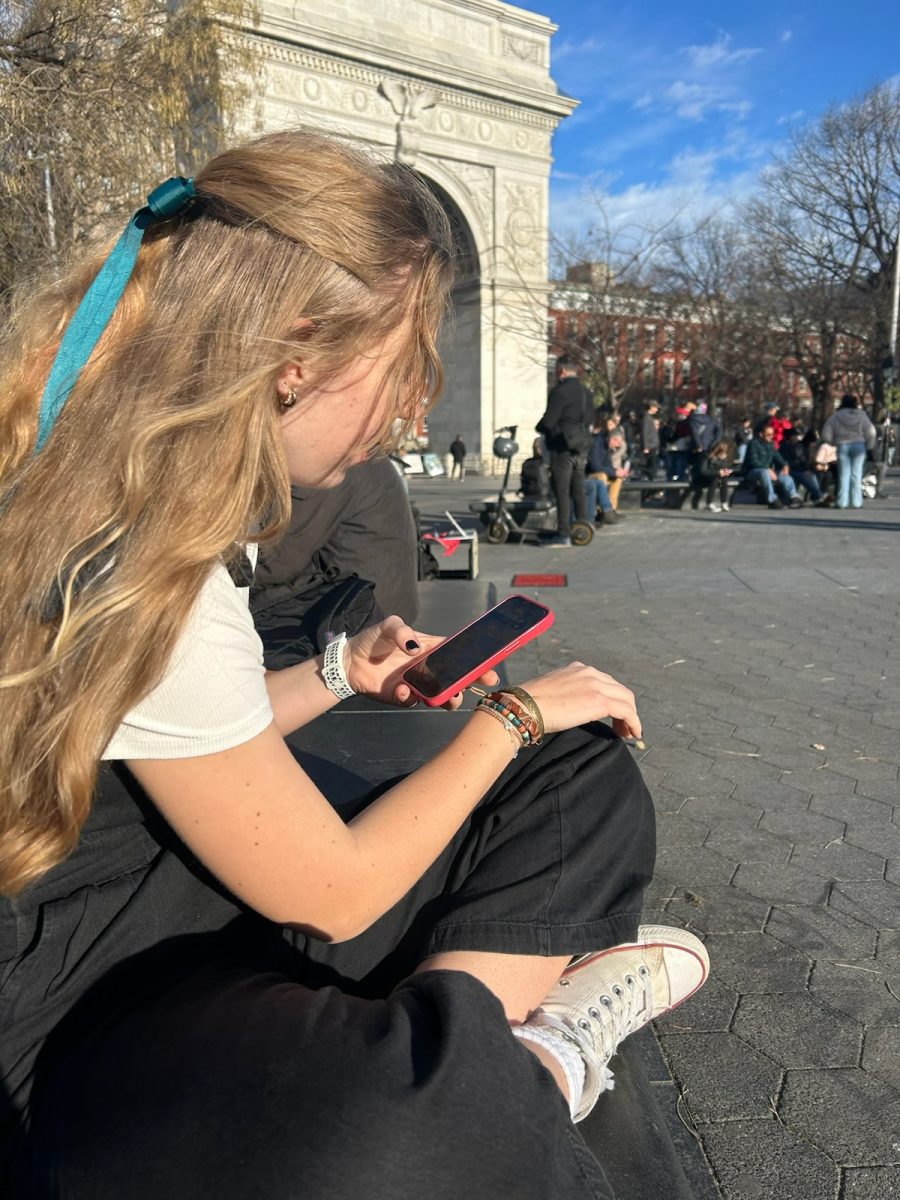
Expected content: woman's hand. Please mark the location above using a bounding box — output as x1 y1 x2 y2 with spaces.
518 662 642 740
346 616 499 709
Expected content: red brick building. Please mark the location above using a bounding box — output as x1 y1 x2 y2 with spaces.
548 266 872 422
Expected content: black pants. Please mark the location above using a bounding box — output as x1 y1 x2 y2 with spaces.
13 726 655 1200
692 478 728 507
550 451 588 534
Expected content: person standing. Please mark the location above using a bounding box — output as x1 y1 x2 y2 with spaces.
666 399 696 480
641 402 661 479
536 356 594 547
449 434 466 481
763 402 792 448
821 395 877 508
688 402 720 462
734 418 753 465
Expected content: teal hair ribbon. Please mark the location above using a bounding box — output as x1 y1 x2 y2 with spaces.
35 176 197 453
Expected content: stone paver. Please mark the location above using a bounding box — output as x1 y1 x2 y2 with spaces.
778 1068 900 1163
660 1031 782 1121
413 471 900 1199
733 992 862 1068
841 1167 900 1199
699 1121 838 1200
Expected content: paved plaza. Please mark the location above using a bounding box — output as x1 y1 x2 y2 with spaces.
411 472 900 1200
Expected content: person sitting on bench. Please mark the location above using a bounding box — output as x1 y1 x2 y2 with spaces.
585 420 620 524
0 128 708 1200
742 418 803 509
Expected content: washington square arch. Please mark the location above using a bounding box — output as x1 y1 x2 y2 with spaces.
249 0 576 468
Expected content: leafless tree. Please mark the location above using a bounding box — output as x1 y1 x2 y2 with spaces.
551 204 690 408
0 0 260 295
656 216 786 424
745 80 900 424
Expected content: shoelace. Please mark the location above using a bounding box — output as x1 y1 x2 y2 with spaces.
543 962 654 1071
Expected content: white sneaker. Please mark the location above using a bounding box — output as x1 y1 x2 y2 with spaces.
721 502 731 511
707 502 722 513
530 925 709 1122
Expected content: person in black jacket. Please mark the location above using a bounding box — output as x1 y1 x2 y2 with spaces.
535 356 594 546
690 439 733 512
250 457 419 668
779 428 829 505
585 423 619 524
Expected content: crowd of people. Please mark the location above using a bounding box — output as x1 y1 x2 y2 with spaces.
531 359 887 539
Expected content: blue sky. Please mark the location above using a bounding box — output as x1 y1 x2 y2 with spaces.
543 0 900 236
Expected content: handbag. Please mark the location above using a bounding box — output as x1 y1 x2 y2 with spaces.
815 443 837 465
558 420 591 455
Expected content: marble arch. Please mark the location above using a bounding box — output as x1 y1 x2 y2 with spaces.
250 0 575 467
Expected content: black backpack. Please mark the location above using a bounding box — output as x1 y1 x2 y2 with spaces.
520 457 551 498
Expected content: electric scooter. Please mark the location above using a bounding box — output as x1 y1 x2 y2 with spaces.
468 426 594 546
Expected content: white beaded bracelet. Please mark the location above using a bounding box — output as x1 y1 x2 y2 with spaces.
322 632 356 701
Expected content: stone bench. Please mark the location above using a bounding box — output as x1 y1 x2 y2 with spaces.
619 477 742 509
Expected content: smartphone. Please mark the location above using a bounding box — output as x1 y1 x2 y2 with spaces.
402 595 554 707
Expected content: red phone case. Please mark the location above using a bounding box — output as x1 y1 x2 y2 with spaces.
403 595 555 707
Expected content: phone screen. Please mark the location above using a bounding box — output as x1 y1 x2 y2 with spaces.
404 596 547 699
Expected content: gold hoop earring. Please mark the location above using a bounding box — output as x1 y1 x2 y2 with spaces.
280 388 297 409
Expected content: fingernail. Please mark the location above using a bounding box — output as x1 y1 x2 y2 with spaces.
405 640 420 651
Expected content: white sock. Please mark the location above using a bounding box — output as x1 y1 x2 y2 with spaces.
512 1022 586 1120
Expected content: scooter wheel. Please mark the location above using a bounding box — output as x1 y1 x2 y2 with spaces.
486 519 510 545
571 521 594 547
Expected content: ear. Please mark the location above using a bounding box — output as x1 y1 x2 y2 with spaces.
276 363 303 401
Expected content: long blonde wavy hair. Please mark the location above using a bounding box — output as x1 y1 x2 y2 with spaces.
0 128 454 896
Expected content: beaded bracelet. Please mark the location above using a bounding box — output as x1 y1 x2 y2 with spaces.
321 632 355 701
482 689 543 747
478 697 533 746
475 698 526 756
503 686 545 744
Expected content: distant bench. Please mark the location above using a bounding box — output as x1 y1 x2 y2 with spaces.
618 477 742 509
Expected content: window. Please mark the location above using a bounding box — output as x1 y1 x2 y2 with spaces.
627 322 639 351
547 316 556 343
566 316 578 339
664 325 675 352
606 355 618 383
643 324 656 352
681 359 691 386
663 360 674 388
643 360 654 387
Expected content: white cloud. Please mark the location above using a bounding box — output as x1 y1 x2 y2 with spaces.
682 33 762 70
664 82 753 122
780 30 793 43
551 143 763 241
